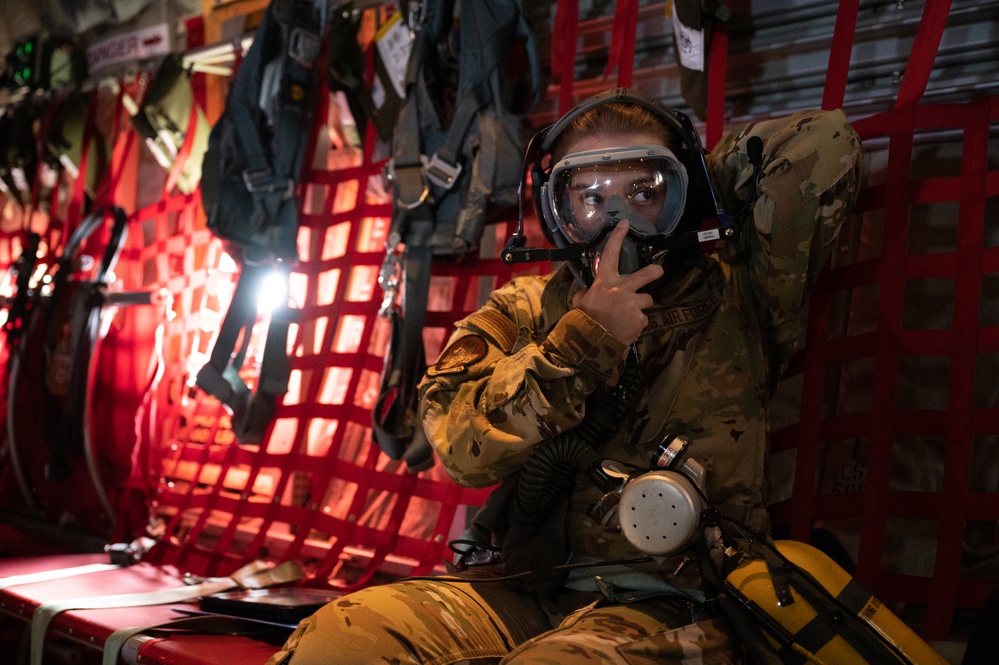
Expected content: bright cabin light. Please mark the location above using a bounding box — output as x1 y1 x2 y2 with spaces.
257 269 289 315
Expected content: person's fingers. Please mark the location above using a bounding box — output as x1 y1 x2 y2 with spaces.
634 292 655 311
596 220 629 278
621 262 664 292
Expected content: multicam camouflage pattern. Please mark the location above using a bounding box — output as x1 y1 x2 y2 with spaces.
507 610 739 665
266 575 738 665
268 109 862 664
421 108 861 539
266 577 550 664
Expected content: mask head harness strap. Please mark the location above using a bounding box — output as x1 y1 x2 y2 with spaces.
502 88 738 268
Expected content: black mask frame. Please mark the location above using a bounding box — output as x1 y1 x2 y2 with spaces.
502 88 740 270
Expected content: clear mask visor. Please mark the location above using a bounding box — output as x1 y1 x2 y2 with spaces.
548 145 688 245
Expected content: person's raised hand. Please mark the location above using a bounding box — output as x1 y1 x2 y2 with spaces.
572 220 663 345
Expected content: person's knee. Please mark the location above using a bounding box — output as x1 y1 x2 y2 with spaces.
502 604 737 665
271 579 541 665
275 585 426 665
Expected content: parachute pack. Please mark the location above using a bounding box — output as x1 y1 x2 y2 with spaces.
372 0 541 470
195 0 539 451
200 0 326 262
196 0 328 443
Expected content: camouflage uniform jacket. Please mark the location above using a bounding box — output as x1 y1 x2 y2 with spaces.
419 109 862 572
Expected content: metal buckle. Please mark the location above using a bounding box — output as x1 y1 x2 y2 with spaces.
423 153 462 190
387 160 431 210
288 28 321 68
395 186 429 211
243 168 276 192
243 169 295 199
377 234 402 317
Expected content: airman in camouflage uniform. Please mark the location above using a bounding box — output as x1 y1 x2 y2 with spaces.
267 100 862 664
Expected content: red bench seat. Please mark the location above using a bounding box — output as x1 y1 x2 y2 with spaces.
0 553 286 665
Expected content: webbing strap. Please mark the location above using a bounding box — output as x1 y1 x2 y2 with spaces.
388 0 439 217
924 97 991 638
94 94 140 210
894 0 952 110
705 18 728 150
372 245 434 469
30 578 239 665
234 311 293 445
64 90 97 230
789 613 839 659
430 88 482 187
222 10 272 183
401 247 432 394
162 100 201 196
102 614 287 665
786 567 910 665
835 578 873 615
197 263 266 408
605 0 638 88
783 0 981 640
269 0 320 189
29 560 302 665
852 0 954 632
0 563 121 591
553 0 580 115
821 0 858 110
855 102 915 599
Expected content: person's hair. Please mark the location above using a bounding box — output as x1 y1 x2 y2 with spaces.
548 102 680 161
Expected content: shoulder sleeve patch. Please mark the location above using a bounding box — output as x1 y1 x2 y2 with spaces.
426 334 488 377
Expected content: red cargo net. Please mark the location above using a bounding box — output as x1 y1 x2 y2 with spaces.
140 88 548 589
770 0 999 640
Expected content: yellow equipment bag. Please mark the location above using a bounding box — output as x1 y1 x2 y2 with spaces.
722 540 947 665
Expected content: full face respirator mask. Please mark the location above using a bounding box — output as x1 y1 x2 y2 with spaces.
543 145 689 276
502 88 739 284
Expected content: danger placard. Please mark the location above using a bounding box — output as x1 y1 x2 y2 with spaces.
86 23 172 73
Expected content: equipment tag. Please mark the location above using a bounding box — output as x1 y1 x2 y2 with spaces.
375 12 413 101
672 18 705 72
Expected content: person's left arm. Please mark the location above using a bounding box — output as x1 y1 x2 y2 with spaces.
707 108 863 383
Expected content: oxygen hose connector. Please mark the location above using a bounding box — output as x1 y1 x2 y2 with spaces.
589 434 708 557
